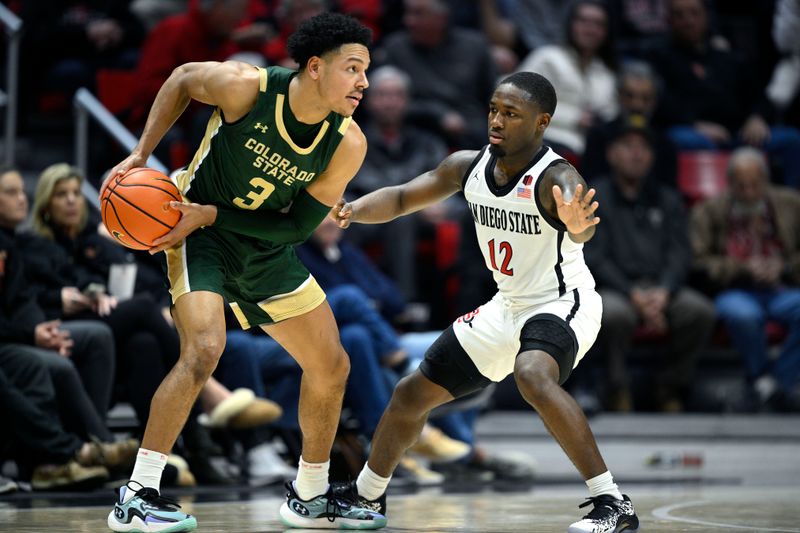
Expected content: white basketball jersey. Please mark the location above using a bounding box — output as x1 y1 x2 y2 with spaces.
462 145 595 308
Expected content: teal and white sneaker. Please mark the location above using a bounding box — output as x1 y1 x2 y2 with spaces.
107 481 197 532
280 481 387 530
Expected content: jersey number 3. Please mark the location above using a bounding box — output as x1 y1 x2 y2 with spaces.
233 178 276 210
488 239 514 276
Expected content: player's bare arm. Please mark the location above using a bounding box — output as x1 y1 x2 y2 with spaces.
539 161 599 243
333 150 478 228
106 61 260 185
304 120 368 206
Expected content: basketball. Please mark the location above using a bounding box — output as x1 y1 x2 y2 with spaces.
100 167 182 250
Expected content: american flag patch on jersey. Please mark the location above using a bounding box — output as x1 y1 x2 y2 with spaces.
516 187 531 199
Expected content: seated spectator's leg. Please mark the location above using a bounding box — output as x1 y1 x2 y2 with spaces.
105 294 181 370
215 331 269 397
61 320 115 418
716 289 768 379
399 331 442 371
383 217 418 301
430 408 477 447
340 324 391 436
663 288 716 405
0 348 84 468
115 331 169 430
763 126 800 188
223 333 305 431
667 126 718 150
327 285 402 364
597 290 638 398
767 288 800 391
23 343 113 442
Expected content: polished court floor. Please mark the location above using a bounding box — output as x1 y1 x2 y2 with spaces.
2 413 799 532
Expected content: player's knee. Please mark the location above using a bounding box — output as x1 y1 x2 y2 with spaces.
514 357 558 404
305 345 350 386
182 332 226 382
390 374 432 415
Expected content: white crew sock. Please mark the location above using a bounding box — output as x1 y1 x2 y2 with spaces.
126 448 167 502
586 471 623 500
294 457 329 500
356 463 391 501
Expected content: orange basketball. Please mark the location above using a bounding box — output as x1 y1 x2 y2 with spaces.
100 168 182 250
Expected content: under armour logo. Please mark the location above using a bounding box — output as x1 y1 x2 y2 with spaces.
254 122 268 133
292 502 310 515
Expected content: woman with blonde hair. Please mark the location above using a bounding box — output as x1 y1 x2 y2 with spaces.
23 163 282 484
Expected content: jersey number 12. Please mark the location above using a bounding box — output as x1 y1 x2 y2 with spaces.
488 239 514 276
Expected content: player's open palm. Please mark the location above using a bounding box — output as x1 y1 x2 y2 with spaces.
552 184 600 235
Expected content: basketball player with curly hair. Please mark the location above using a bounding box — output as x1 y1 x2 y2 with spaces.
104 12 385 532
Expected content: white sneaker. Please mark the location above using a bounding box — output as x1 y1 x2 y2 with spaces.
247 442 297 487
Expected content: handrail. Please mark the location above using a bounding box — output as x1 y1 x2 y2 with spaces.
0 3 22 165
73 88 168 207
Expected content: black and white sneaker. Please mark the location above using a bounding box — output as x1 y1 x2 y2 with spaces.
567 494 639 533
331 480 387 515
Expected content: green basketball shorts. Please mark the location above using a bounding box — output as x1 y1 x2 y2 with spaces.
165 226 326 328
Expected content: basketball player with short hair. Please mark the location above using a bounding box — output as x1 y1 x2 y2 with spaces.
103 13 386 532
332 72 639 533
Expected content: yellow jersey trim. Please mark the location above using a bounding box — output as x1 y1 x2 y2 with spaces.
274 93 330 155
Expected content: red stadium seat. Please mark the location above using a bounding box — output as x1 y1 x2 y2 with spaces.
677 150 731 205
96 69 137 116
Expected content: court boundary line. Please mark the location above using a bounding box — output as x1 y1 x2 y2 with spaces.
652 500 800 532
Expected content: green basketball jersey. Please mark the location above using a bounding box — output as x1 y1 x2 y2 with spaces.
178 66 351 214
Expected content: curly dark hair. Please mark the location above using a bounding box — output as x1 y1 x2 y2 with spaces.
499 72 557 116
287 12 373 69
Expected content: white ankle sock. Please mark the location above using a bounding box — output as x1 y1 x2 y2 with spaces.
127 448 167 502
356 464 391 501
586 471 623 500
294 458 329 500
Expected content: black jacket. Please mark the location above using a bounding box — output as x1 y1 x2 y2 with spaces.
0 228 46 344
584 177 692 295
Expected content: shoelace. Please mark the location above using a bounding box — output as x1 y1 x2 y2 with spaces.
126 482 181 511
578 496 619 520
325 493 346 523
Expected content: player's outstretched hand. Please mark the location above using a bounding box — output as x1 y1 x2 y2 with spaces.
552 184 600 235
149 202 217 254
101 152 148 199
330 198 354 228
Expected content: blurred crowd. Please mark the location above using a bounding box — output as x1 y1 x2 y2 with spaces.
2 0 800 494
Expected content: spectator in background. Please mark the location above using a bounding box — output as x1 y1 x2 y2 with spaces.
582 61 677 184
0 359 135 491
261 0 329 67
476 0 570 60
584 123 715 412
690 147 800 410
608 0 670 58
21 163 266 484
767 0 800 125
130 0 189 31
130 0 252 164
649 0 800 187
517 0 618 162
343 65 450 301
260 0 383 67
375 0 497 149
0 166 118 442
297 218 408 324
18 0 144 118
